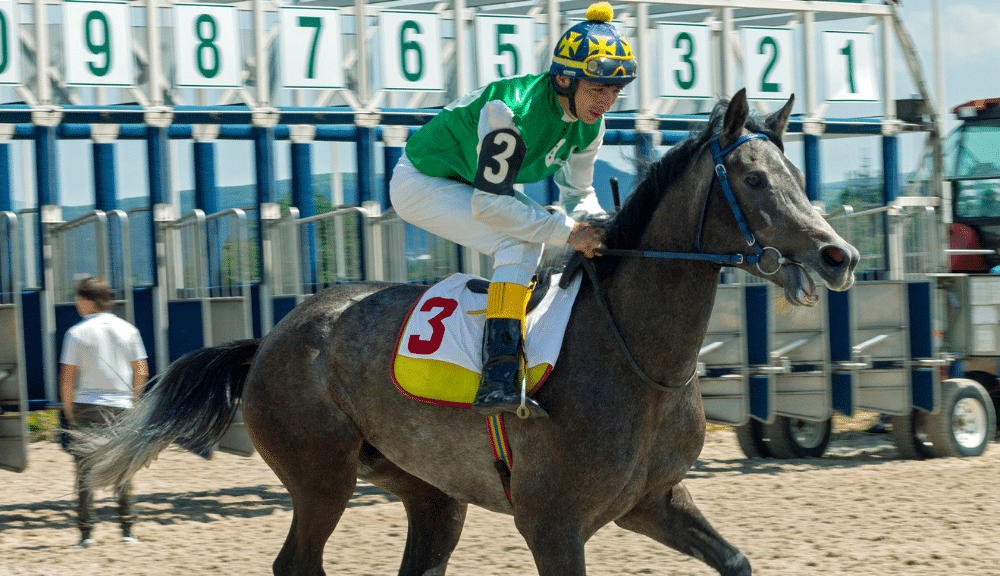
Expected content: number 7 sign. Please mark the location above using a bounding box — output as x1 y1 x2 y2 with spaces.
823 31 878 102
279 7 345 89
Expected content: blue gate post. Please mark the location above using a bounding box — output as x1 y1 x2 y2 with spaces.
803 132 822 203
882 131 900 276
253 124 277 336
355 123 378 280
290 131 316 290
34 122 60 403
193 137 219 296
0 143 11 212
92 128 119 289
145 124 171 376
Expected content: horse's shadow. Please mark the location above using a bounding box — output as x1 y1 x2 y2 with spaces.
0 484 399 534
687 435 904 479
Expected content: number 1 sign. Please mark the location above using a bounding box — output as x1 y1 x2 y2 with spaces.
823 31 878 102
63 0 133 87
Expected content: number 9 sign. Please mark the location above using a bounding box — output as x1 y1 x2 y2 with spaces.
173 3 241 88
378 10 443 91
62 0 133 87
0 0 21 85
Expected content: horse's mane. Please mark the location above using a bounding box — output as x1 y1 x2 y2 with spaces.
589 98 784 280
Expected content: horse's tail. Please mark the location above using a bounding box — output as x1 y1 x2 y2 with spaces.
76 338 262 490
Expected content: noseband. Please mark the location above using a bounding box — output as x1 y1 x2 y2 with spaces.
582 132 791 392
598 132 789 276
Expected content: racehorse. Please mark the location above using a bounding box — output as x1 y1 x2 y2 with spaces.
79 89 859 576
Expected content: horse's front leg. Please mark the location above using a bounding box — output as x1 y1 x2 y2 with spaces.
514 514 588 576
614 482 751 576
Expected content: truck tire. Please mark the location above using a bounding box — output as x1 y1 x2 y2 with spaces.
889 410 934 460
735 419 771 459
763 416 832 459
928 378 997 458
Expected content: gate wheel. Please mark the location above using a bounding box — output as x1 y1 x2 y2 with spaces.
928 378 997 458
889 410 934 460
734 419 771 459
763 416 832 459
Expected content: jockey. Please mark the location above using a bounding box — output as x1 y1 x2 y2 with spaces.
389 2 637 419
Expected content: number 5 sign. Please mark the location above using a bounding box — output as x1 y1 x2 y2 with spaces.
741 27 794 100
822 31 877 102
173 3 241 88
378 11 443 91
474 15 536 88
62 0 133 87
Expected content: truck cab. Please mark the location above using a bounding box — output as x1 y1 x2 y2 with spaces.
948 98 1000 272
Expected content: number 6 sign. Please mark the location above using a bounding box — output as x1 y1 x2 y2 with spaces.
378 10 443 91
173 3 241 88
62 0 133 87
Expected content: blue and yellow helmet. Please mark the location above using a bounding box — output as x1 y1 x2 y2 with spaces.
549 2 636 85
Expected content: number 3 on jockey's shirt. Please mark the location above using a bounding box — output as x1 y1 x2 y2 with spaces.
472 128 526 196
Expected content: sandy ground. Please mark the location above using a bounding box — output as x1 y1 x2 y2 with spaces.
2 429 998 576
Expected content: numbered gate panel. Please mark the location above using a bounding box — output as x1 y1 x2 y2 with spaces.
206 297 254 457
773 371 830 421
852 369 910 416
769 284 830 365
700 285 746 369
701 374 749 427
850 282 910 361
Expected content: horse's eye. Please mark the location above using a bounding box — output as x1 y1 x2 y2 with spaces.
745 172 767 188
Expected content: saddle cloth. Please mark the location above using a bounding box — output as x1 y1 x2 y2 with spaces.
392 272 582 406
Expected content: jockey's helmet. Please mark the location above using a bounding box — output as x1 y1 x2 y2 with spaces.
549 2 637 86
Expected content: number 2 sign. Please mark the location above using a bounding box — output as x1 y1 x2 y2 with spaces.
62 0 133 86
173 3 241 88
741 27 794 101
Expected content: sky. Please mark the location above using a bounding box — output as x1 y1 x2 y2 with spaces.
6 0 1000 208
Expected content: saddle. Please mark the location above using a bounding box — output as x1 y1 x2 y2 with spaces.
391 270 582 407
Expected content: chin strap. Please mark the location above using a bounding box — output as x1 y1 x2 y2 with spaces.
550 74 579 120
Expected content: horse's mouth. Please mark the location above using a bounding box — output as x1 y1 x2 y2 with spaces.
783 262 819 307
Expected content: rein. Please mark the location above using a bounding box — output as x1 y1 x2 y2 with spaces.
596 133 789 276
582 132 785 392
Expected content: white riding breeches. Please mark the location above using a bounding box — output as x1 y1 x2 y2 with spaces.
390 155 576 286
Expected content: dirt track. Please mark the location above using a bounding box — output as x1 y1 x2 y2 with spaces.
2 429 999 575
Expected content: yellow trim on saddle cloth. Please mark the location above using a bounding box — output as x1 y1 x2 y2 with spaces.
486 282 530 320
392 354 552 406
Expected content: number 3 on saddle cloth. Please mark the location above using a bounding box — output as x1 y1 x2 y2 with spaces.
392 271 583 406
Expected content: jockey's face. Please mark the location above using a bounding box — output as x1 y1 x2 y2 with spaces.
555 76 623 125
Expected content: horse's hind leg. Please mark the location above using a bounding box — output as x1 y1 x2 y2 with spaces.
360 443 468 576
614 482 751 576
247 401 363 576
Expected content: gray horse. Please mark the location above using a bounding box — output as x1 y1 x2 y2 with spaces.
80 89 859 576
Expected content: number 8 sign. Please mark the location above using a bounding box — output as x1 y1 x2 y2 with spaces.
62 0 133 87
173 3 241 88
378 10 443 91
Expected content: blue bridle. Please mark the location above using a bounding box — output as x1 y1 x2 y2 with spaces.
598 132 787 276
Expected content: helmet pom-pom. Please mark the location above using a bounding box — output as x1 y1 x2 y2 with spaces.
586 2 614 23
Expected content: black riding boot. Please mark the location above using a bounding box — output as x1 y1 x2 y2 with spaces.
472 318 548 418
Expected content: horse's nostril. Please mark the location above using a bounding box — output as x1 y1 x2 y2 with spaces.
822 246 845 267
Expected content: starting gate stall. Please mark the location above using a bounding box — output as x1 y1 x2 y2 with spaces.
0 212 28 472
698 285 749 428
47 210 135 406
157 207 254 456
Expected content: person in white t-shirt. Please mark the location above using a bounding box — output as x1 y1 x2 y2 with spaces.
59 276 148 547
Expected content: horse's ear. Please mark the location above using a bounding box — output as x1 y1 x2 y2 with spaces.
765 94 795 138
720 88 749 147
